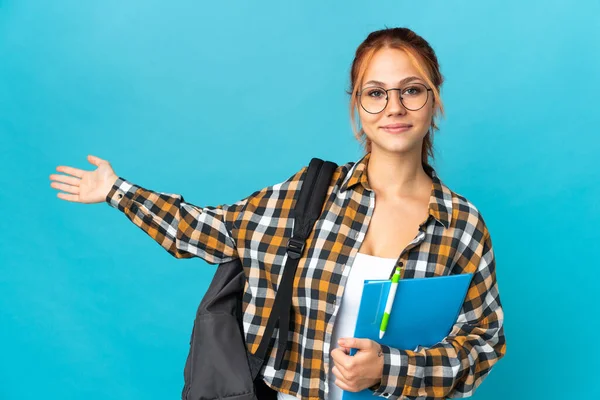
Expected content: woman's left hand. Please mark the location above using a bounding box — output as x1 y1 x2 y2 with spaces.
330 338 384 392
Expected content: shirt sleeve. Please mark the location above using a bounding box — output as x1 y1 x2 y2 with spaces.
105 177 253 264
370 230 506 399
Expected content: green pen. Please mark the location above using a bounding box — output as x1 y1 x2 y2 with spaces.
379 265 402 339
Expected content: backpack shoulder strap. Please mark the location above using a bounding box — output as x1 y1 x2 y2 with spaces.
287 158 338 259
252 158 338 373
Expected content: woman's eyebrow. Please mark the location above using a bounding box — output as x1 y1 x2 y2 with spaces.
363 76 423 87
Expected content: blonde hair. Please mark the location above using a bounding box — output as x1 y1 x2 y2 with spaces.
348 28 446 168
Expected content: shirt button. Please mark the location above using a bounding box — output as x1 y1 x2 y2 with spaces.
383 393 389 397
117 192 123 199
398 262 403 267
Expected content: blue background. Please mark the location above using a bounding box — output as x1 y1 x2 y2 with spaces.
1 1 598 399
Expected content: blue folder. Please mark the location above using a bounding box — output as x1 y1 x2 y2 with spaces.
342 273 473 400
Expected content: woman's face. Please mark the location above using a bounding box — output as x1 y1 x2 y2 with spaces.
358 47 435 156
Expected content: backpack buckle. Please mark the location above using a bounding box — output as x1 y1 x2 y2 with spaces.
286 237 305 259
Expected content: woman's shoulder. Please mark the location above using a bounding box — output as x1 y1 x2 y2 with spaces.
427 166 492 241
242 159 354 207
445 184 492 241
265 158 355 188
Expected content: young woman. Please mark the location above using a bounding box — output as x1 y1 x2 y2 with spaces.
49 27 506 400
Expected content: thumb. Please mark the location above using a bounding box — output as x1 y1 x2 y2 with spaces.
339 338 370 350
87 154 106 167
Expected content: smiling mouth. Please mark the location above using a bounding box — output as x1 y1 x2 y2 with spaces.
381 123 412 129
381 124 412 133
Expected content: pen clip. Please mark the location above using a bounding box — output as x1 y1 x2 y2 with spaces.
374 282 390 325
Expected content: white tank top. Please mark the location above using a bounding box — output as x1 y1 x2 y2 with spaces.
277 252 397 400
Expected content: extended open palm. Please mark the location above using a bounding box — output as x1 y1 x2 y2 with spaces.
49 155 119 204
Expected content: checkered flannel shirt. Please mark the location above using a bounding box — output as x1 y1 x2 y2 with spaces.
106 152 506 399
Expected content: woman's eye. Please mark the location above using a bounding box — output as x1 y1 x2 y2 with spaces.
367 89 385 98
403 86 422 96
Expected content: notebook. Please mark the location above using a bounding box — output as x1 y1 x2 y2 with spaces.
342 273 474 400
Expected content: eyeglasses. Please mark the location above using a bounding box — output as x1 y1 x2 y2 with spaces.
356 83 433 114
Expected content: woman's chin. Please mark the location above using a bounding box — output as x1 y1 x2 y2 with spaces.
370 140 417 155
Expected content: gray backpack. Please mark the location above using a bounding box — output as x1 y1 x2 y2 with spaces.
182 158 338 400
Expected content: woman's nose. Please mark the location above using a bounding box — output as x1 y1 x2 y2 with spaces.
385 89 407 114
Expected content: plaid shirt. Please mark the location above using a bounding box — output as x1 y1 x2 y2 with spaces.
106 152 506 400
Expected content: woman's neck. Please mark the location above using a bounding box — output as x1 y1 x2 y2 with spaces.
366 149 432 200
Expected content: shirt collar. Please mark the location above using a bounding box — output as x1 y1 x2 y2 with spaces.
340 152 453 229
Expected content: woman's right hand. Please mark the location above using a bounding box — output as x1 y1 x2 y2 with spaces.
50 155 119 204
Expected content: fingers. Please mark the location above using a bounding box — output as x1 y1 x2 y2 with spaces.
330 348 352 377
56 165 84 178
330 346 352 368
49 173 80 186
56 192 80 202
332 365 354 391
50 181 80 195
50 172 81 201
330 346 343 363
341 338 371 350
334 360 352 379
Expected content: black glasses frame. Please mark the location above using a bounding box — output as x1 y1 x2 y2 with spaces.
356 83 433 114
